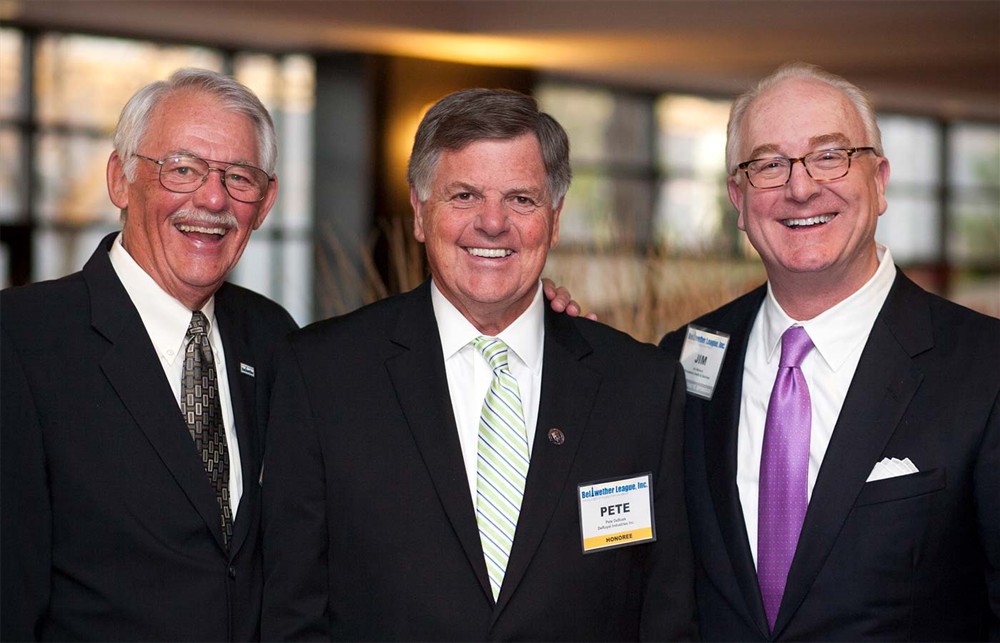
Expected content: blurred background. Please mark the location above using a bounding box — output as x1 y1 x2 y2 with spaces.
2 0 998 341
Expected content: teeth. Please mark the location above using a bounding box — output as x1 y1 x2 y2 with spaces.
468 248 512 258
784 214 834 228
178 224 226 236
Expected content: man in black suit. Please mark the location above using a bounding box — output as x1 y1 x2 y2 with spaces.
261 88 696 641
1 69 297 641
660 62 1000 640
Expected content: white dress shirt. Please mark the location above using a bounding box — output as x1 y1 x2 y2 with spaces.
109 233 243 518
432 281 545 503
738 245 896 565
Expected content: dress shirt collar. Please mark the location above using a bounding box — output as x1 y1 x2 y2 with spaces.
430 280 545 373
761 244 896 371
108 232 217 363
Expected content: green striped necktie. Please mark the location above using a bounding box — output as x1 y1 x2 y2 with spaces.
472 336 529 601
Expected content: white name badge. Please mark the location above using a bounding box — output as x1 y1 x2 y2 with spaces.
578 473 655 554
679 324 730 400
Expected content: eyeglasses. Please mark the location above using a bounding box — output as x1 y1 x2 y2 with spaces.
135 153 273 203
736 147 876 189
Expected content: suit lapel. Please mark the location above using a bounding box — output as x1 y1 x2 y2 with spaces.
85 236 228 551
215 289 259 558
384 283 493 600
701 287 771 637
773 273 931 636
492 308 601 618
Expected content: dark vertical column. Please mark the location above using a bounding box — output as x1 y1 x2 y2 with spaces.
312 54 536 317
937 120 952 298
372 57 536 293
312 53 375 319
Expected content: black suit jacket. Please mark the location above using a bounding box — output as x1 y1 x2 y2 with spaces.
1 233 297 641
660 271 1000 641
261 281 696 641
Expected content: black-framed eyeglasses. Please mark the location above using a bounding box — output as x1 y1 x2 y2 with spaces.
135 153 273 203
736 147 877 189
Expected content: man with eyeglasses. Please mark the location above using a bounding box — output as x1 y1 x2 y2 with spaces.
659 62 999 640
1 68 297 641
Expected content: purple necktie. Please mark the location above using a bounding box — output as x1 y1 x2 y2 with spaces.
758 325 814 632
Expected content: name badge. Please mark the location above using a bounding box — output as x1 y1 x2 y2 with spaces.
679 324 729 400
578 473 655 554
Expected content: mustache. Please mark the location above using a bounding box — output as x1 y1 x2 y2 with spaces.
169 209 239 230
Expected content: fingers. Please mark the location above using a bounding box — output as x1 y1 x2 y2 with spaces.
542 277 594 319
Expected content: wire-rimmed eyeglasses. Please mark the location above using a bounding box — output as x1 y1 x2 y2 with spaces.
736 147 877 189
135 153 273 203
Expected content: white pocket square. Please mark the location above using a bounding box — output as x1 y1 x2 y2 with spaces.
866 457 919 482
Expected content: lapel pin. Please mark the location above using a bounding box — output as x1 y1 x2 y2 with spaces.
240 363 256 377
548 428 565 445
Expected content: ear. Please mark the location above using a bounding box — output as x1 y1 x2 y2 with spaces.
410 186 426 243
252 173 279 230
549 197 563 249
727 175 747 231
107 152 130 210
874 156 891 216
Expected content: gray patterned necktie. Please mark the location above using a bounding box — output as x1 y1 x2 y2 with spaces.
182 311 232 548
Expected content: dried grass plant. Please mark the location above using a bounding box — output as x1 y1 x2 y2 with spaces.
544 246 764 344
315 216 765 344
315 217 427 320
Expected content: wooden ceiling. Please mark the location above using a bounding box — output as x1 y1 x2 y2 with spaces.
6 0 999 119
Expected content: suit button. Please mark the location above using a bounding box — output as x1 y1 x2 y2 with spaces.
228 566 237 579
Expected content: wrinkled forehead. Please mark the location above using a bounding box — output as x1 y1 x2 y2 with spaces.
742 78 865 157
144 89 260 161
147 88 222 126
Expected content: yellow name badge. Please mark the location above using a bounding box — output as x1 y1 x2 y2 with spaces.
578 473 655 554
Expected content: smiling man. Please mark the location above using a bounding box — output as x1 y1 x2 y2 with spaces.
1 69 297 641
660 63 999 640
261 88 696 641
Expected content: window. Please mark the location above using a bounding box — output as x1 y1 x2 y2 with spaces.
0 28 24 286
655 94 737 255
948 122 1000 313
1 28 315 324
948 122 1000 264
876 115 941 262
534 84 654 247
230 53 315 323
537 79 998 320
31 34 224 279
537 82 764 339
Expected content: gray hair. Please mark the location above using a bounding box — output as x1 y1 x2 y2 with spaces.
407 88 571 208
726 62 883 175
113 68 277 182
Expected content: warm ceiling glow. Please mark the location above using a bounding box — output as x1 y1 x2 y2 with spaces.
321 26 603 69
0 0 19 21
390 101 435 183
